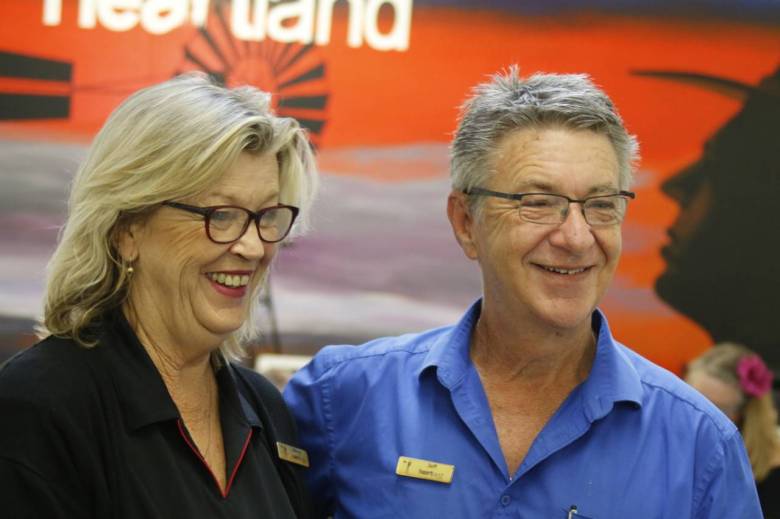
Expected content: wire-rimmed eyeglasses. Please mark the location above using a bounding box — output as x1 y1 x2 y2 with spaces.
162 201 299 244
464 187 636 226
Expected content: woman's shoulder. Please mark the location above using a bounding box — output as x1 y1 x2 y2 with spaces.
229 363 296 430
0 334 98 409
230 363 285 404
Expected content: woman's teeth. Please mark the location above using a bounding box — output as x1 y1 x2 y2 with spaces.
207 273 250 287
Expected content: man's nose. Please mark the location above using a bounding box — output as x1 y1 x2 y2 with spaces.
550 203 595 251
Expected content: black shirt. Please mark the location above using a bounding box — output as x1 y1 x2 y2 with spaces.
759 468 780 519
0 311 310 518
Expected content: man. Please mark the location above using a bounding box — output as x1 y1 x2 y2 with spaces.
284 68 761 518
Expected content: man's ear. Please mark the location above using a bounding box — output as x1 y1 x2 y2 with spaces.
447 190 479 260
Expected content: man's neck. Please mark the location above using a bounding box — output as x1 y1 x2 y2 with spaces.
470 300 596 388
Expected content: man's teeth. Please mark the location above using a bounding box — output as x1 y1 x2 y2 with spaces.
208 273 250 287
542 266 587 275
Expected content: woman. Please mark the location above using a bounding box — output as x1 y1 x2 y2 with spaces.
686 343 780 517
0 73 317 518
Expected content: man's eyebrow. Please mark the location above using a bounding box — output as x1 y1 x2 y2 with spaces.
587 183 621 195
513 179 554 192
511 180 620 195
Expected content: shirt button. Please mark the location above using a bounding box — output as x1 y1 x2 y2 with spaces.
500 495 511 506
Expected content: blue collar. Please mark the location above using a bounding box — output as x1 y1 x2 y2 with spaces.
418 300 643 418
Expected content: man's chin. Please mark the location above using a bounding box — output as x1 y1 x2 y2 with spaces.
533 303 598 333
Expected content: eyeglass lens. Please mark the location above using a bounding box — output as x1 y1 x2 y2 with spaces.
519 194 628 225
207 206 294 243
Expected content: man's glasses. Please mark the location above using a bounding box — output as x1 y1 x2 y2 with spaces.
464 187 636 226
162 201 299 244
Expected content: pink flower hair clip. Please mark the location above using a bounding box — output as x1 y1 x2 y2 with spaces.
737 354 774 398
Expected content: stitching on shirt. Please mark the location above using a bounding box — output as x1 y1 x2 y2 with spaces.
316 346 433 381
638 379 736 438
691 428 731 517
0 455 77 500
637 379 739 517
320 367 337 505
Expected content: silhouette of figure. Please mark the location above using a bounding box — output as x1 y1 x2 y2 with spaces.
638 67 780 365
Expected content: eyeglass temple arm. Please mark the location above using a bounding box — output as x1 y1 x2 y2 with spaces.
162 201 211 216
463 188 523 201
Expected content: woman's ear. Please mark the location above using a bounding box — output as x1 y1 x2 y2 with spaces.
447 191 479 260
114 219 141 263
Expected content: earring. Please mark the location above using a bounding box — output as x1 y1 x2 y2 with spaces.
127 265 134 276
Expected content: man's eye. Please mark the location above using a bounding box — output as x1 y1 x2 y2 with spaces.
521 198 554 208
589 200 617 210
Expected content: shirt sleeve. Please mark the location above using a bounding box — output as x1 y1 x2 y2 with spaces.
0 396 93 519
694 429 763 519
0 457 89 518
283 355 338 519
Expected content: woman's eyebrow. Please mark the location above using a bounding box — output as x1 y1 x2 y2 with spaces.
202 191 280 207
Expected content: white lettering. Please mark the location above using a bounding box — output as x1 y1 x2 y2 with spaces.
141 0 188 34
42 0 62 25
267 0 315 44
98 0 142 32
363 0 411 51
78 0 97 28
42 0 415 52
314 0 362 47
190 0 210 26
231 0 268 41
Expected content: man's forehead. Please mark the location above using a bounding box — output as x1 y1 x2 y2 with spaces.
491 127 618 163
485 126 621 191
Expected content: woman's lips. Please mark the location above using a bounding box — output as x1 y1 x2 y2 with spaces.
205 271 253 299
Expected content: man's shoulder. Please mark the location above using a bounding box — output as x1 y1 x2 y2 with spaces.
298 324 454 382
616 343 737 439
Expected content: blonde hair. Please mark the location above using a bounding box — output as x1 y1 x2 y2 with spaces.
41 72 318 359
688 343 779 481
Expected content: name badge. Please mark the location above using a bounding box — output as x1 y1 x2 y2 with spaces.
396 455 454 484
276 441 310 468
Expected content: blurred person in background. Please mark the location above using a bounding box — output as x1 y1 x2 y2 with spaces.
0 73 317 518
686 343 780 518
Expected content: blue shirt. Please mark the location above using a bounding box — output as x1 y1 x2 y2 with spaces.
284 301 761 518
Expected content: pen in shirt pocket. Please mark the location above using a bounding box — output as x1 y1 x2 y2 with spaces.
567 505 594 519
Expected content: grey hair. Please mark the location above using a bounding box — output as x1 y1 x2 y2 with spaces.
42 72 318 359
451 66 639 212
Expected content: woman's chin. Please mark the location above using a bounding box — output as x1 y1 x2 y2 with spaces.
197 309 247 341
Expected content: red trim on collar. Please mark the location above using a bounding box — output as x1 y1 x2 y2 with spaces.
225 429 254 497
176 419 253 499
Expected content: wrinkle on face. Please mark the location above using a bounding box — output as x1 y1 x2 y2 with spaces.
472 126 623 334
123 151 281 357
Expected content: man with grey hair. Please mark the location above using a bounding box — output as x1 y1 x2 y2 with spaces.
284 68 761 518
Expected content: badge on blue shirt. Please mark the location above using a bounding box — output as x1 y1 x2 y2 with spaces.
395 456 454 484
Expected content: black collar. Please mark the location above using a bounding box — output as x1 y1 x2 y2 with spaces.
94 310 262 432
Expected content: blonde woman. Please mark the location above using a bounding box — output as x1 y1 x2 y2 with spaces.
0 73 317 518
687 343 780 518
